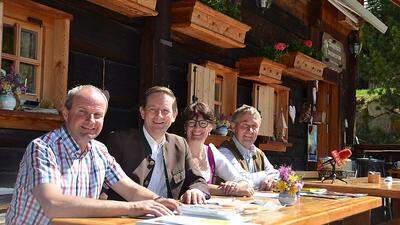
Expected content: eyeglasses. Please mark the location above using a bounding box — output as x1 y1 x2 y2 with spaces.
186 120 209 128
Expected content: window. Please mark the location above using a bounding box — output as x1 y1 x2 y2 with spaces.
203 61 238 117
0 0 72 110
187 63 216 108
187 61 238 117
253 84 275 136
2 17 42 100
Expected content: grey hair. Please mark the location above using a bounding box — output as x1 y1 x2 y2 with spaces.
231 104 262 124
64 85 109 110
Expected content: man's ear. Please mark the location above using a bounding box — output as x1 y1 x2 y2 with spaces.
62 108 69 122
139 106 145 120
171 111 178 123
230 122 236 130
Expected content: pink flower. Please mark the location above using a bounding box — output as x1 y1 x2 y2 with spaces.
274 42 287 51
303 40 313 48
278 166 292 182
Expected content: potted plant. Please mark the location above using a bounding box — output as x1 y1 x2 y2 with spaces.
278 40 326 80
0 67 27 110
237 42 288 84
274 166 303 206
170 0 251 48
212 114 231 136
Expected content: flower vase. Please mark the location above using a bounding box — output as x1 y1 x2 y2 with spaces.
0 93 17 110
214 125 228 136
278 191 298 206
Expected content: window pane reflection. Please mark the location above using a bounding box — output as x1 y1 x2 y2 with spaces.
1 59 14 73
19 63 36 94
3 25 15 55
20 29 37 59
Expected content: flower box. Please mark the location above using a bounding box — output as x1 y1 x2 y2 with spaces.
87 0 158 17
236 57 285 84
278 51 326 81
170 0 251 48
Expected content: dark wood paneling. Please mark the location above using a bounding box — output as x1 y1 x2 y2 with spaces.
242 0 310 50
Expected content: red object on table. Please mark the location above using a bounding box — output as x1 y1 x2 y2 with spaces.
331 149 352 167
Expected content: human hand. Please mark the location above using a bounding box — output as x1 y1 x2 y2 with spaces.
260 177 274 191
218 181 239 196
129 200 174 217
219 181 255 196
237 181 255 197
180 189 206 204
154 197 181 213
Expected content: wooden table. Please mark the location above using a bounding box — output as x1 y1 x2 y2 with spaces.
51 195 381 225
304 177 400 218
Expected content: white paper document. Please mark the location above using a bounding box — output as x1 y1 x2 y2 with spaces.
137 215 257 225
252 192 279 198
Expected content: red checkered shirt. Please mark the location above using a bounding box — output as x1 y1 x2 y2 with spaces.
6 126 128 225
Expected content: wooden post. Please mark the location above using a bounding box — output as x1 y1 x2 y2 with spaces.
139 0 171 99
0 2 3 68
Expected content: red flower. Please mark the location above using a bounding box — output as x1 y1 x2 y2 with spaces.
274 42 287 51
303 40 313 48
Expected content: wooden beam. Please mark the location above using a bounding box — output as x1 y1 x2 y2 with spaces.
87 0 157 18
2 0 73 20
392 0 400 7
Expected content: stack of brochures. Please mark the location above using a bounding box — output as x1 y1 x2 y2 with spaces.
136 215 257 225
137 197 282 225
300 188 367 199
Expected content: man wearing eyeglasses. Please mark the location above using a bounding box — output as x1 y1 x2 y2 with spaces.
218 105 279 191
105 86 209 204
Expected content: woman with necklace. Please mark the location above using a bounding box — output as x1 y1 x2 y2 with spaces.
182 102 254 196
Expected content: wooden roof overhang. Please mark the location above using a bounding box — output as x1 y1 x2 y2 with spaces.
391 0 400 7
87 0 158 18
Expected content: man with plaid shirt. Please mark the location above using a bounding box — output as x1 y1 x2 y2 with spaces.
6 85 179 225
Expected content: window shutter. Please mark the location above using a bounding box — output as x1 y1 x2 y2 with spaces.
253 84 275 136
188 63 216 108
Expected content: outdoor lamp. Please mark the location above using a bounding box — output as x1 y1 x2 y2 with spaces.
256 0 273 8
349 31 362 56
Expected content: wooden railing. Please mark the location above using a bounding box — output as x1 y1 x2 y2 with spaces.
354 144 400 162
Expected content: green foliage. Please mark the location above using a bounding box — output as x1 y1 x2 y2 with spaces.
258 43 289 61
358 0 400 115
356 89 400 144
288 40 322 60
200 0 241 20
258 40 322 61
356 123 400 144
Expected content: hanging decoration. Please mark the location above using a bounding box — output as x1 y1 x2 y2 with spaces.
276 108 288 143
289 105 296 124
307 124 318 162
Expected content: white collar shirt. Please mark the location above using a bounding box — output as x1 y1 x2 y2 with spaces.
142 126 168 197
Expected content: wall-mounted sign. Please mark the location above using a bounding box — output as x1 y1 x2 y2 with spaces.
322 33 346 73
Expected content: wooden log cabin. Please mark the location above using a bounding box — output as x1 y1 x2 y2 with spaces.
0 0 377 185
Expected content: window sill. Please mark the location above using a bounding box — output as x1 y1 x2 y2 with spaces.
205 135 230 147
0 109 63 131
259 141 293 152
